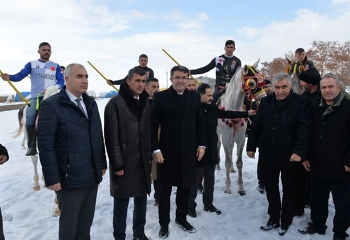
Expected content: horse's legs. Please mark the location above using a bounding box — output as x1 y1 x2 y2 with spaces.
53 196 61 217
31 155 40 191
236 140 246 196
223 138 234 194
216 129 221 170
21 130 27 149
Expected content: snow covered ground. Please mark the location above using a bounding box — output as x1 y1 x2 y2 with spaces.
0 99 338 240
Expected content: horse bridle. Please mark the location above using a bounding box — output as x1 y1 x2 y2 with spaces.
241 65 266 102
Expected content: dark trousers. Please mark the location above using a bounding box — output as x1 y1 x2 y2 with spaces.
153 180 159 202
189 165 215 209
158 184 190 226
56 184 98 240
310 177 350 239
294 164 311 214
0 207 5 240
113 195 147 240
261 163 297 225
257 158 264 186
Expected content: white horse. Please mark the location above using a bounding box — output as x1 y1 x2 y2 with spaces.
218 59 266 195
13 85 61 216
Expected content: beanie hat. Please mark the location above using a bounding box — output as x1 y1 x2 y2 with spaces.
299 68 321 85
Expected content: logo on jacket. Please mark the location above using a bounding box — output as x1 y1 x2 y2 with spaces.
50 66 56 71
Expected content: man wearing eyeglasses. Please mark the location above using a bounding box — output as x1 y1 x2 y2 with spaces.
151 66 206 238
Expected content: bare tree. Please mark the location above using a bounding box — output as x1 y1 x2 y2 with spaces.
260 41 350 85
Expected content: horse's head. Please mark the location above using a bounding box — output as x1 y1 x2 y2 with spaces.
285 57 307 94
241 59 267 101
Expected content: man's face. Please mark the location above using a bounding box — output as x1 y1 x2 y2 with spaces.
320 77 341 104
300 80 310 92
263 84 272 95
145 81 159 99
127 73 147 97
65 65 88 98
274 79 291 100
201 88 213 104
38 45 51 61
295 51 306 62
138 57 148 67
224 44 235 56
186 79 197 91
170 70 188 93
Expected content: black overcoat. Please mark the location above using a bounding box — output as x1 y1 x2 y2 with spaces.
151 87 206 188
308 96 350 181
104 83 151 198
247 91 311 168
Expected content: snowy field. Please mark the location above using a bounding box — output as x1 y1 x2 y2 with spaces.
0 98 338 240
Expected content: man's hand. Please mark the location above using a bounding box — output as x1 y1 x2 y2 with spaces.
0 155 8 165
107 80 113 86
345 165 350 172
47 183 62 191
196 147 205 161
302 160 311 172
115 170 124 176
0 73 9 81
290 153 301 162
153 152 165 164
247 151 255 159
248 110 256 116
102 169 106 176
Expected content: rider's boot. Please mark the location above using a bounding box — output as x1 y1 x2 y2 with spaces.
26 125 37 156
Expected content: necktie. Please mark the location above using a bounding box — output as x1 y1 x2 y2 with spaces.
75 98 88 119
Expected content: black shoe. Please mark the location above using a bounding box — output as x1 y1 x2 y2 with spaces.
175 219 196 233
204 205 222 215
260 220 280 231
133 235 149 240
159 225 169 239
278 224 289 236
256 184 265 194
26 147 37 156
154 199 159 206
188 208 197 218
298 225 326 235
333 237 345 240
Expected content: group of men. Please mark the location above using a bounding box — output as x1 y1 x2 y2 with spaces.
0 41 349 240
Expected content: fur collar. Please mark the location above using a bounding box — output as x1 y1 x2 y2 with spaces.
118 83 149 120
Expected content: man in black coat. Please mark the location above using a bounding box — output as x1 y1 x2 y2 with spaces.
247 73 311 236
188 83 255 218
151 66 206 238
299 74 350 240
105 68 151 240
38 63 107 240
0 144 8 240
294 67 322 216
108 54 154 85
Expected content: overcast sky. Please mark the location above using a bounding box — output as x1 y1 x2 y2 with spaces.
0 0 349 95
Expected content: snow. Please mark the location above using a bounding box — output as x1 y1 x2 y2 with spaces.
0 99 337 240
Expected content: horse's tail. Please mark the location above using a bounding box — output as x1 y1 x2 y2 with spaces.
13 105 26 138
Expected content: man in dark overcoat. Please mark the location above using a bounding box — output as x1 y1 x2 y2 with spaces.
299 73 350 240
38 63 107 240
151 65 206 238
188 83 255 217
104 68 151 240
247 73 311 236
